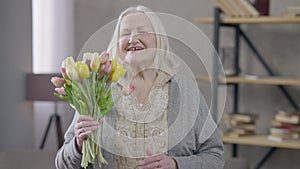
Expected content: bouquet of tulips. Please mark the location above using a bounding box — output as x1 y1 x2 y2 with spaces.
51 52 126 168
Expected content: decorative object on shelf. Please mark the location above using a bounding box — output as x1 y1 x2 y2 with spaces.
224 113 259 138
268 110 300 142
253 0 269 16
214 0 260 18
26 73 63 149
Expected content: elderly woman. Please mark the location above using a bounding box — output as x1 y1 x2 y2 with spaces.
55 5 224 169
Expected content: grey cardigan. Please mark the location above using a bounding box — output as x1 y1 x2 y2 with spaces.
55 75 225 169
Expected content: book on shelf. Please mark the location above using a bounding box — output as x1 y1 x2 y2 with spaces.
253 0 269 16
224 130 255 138
239 0 260 17
233 0 251 17
225 121 256 130
214 0 235 17
267 135 300 142
214 0 260 17
270 120 300 132
269 127 291 134
231 128 255 135
275 110 300 125
226 0 245 17
224 113 259 123
270 132 299 139
223 113 258 138
268 110 300 142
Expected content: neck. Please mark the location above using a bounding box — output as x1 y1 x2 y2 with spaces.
135 69 157 84
131 69 157 103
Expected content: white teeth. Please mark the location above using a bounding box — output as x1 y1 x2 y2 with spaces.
128 47 143 51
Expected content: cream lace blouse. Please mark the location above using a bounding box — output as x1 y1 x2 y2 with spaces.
112 72 171 169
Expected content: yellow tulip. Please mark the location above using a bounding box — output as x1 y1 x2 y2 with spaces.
111 65 126 82
76 61 90 78
111 59 117 72
90 52 101 71
65 56 79 80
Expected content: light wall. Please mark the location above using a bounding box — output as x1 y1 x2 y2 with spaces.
32 0 75 150
0 0 33 151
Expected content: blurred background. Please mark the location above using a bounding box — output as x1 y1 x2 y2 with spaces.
0 0 300 169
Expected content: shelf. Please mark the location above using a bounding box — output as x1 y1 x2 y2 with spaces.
195 76 300 86
202 7 300 168
223 135 300 150
192 16 300 24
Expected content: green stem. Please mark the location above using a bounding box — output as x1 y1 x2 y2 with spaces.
73 81 93 113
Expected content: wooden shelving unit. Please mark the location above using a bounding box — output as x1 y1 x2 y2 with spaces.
195 76 300 86
222 135 300 150
193 16 300 24
193 8 300 169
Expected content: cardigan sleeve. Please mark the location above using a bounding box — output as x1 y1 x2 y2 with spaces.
169 75 225 169
172 129 225 169
55 112 83 169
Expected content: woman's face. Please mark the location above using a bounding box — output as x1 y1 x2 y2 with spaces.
118 12 157 70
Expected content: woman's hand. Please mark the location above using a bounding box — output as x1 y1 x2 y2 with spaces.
74 115 103 152
141 149 178 169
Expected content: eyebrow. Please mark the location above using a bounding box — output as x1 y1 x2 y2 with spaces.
120 26 151 32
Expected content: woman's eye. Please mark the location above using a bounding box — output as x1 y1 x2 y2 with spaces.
120 32 130 37
139 31 148 34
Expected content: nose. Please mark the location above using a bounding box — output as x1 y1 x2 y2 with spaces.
128 31 139 44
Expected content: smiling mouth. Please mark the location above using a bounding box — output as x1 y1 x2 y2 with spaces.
127 46 145 52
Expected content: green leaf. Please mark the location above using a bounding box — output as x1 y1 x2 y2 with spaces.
54 93 70 101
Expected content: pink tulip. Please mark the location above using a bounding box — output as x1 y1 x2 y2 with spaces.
100 60 112 74
51 77 64 88
98 71 105 79
55 87 66 95
61 60 68 79
61 67 67 78
99 52 109 64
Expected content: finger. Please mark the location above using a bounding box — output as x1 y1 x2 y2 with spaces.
142 161 160 169
78 130 92 140
98 118 104 124
143 155 164 166
146 149 155 156
77 115 93 122
82 125 100 133
75 121 100 129
143 154 164 165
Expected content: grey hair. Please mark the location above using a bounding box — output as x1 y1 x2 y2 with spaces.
107 5 177 76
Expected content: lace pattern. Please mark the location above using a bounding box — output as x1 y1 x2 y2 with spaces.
112 72 171 169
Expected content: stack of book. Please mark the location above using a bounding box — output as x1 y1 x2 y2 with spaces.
214 0 260 17
268 110 300 142
224 113 259 138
